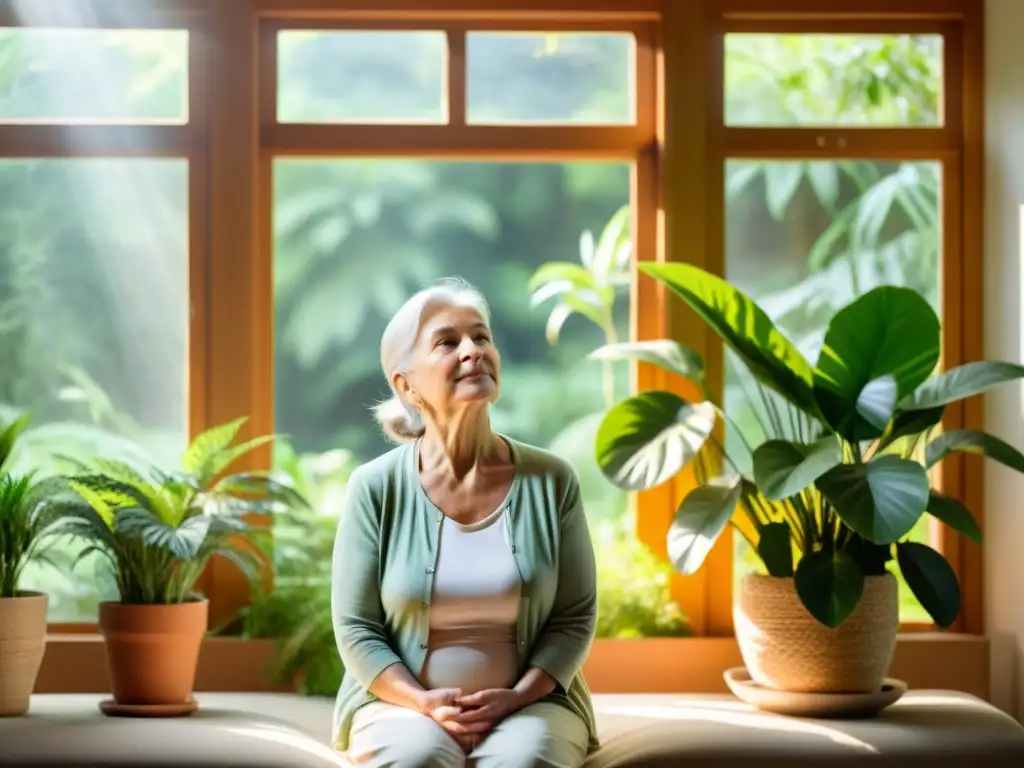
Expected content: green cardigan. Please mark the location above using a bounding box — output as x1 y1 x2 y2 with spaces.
330 436 599 752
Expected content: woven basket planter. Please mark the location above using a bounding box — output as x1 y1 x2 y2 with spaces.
0 591 48 716
734 573 898 694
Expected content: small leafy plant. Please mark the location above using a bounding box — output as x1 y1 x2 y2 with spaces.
228 439 355 695
594 263 1024 629
0 412 73 598
60 417 307 605
528 203 631 408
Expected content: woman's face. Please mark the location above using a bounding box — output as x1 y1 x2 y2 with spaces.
393 303 501 419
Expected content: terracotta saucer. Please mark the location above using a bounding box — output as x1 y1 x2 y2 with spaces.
99 698 199 718
723 667 907 719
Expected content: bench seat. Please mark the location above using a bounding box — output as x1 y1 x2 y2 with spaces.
2 691 1023 767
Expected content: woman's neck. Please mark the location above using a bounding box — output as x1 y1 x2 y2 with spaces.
419 408 501 480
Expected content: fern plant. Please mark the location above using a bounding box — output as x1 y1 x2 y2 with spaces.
59 417 308 605
228 439 354 695
0 412 74 598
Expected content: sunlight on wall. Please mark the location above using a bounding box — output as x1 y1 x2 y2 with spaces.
984 0 1024 722
1020 203 1024 407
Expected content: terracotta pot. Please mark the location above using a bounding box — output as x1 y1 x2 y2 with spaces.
0 591 48 716
734 573 898 694
98 599 208 707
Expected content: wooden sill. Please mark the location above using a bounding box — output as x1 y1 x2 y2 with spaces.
36 634 990 700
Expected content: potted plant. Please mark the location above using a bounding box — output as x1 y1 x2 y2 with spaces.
593 263 1024 695
60 417 306 715
0 412 77 716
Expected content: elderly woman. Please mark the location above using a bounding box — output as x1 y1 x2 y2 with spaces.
331 278 598 768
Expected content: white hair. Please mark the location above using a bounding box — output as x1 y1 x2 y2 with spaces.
373 277 491 443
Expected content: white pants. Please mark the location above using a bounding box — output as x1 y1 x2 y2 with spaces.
345 700 589 768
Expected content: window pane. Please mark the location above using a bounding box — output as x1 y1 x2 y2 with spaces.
5 159 189 621
466 32 634 124
0 28 188 123
271 159 689 643
277 31 447 124
724 159 942 623
725 34 943 127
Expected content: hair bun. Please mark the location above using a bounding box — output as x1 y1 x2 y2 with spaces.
372 395 426 444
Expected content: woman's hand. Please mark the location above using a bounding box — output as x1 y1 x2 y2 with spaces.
453 688 524 725
416 687 463 724
440 689 524 755
417 687 494 751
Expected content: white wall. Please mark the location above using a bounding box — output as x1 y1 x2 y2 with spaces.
984 0 1024 721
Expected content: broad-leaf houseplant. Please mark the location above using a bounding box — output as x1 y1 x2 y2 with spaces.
61 417 307 713
594 263 1024 694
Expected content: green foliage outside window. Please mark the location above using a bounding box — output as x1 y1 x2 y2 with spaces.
0 29 945 634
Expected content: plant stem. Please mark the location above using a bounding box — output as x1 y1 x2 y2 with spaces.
708 435 740 477
741 495 769 529
754 382 785 438
730 520 758 552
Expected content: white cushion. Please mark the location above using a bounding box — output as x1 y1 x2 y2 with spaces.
1 691 1023 767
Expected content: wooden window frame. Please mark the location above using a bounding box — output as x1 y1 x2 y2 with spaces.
692 0 984 636
2 0 985 685
204 0 985 638
0 0 209 633
205 3 664 630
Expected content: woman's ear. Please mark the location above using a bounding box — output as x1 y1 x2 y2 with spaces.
393 372 418 406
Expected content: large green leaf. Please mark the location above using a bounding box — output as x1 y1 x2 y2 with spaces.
794 549 864 628
926 491 981 545
0 410 32 473
667 475 743 575
756 522 793 577
588 340 705 383
214 472 311 512
117 509 212 562
813 287 941 441
595 392 716 491
182 417 247 477
527 261 597 295
638 263 817 414
843 534 892 576
901 361 1024 411
877 405 945 452
896 541 960 628
752 435 842 501
200 435 277 484
855 375 898 433
815 455 930 544
543 292 609 345
925 429 1024 474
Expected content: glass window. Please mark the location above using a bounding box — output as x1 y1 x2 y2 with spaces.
0 28 188 123
725 34 944 127
272 158 688 638
466 32 635 125
276 31 447 124
5 158 190 621
724 158 942 623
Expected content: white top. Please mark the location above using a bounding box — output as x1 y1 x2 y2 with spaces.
419 503 523 694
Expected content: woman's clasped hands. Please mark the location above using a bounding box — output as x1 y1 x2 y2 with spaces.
418 687 525 753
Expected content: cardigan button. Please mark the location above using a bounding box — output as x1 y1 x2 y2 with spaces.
425 567 435 574
420 643 428 649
